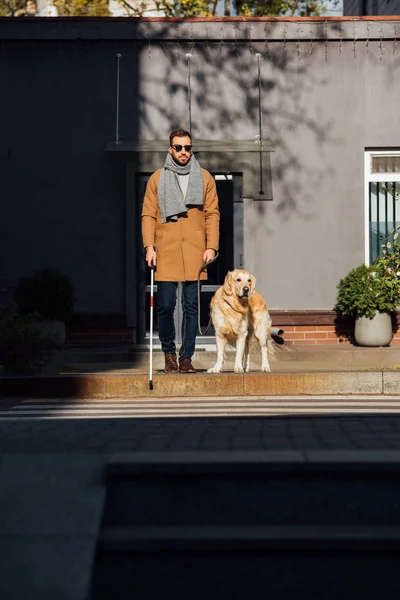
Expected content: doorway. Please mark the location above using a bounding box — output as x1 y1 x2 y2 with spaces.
136 173 243 348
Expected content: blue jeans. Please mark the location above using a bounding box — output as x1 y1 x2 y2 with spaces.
157 281 198 360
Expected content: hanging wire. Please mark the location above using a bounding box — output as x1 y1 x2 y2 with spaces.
379 23 384 61
256 53 264 196
115 53 121 146
325 21 328 62
296 22 302 61
309 24 314 57
186 53 192 136
264 23 270 58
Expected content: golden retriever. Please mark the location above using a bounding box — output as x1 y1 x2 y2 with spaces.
207 269 274 373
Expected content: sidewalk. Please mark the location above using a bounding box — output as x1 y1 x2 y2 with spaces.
2 343 400 598
2 343 400 399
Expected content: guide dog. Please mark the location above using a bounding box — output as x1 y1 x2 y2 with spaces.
207 269 274 373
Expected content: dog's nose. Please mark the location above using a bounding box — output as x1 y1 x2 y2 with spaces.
243 286 249 294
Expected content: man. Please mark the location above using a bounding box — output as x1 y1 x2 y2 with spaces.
141 129 220 374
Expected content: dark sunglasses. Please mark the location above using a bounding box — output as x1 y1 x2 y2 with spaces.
171 144 192 152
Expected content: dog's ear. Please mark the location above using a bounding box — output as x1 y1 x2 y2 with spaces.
223 271 233 296
250 275 257 295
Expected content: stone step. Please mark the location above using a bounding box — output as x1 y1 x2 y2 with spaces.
2 370 400 398
102 451 400 528
91 525 400 599
62 344 400 366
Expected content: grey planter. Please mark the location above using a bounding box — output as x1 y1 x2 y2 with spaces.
354 311 393 347
33 319 66 349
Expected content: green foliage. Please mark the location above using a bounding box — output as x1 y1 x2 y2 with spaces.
233 0 326 16
374 226 400 309
336 261 400 320
54 0 109 16
13 268 76 322
0 305 56 375
122 0 326 16
0 0 109 16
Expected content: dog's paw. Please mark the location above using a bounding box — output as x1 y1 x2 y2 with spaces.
261 365 271 373
234 366 244 373
207 366 221 373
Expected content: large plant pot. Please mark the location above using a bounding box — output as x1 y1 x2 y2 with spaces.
354 311 393 347
33 319 66 349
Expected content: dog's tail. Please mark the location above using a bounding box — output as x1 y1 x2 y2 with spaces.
267 338 276 360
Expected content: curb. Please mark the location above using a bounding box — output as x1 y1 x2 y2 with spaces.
1 371 400 399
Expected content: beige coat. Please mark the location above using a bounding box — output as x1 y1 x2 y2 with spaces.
141 168 220 281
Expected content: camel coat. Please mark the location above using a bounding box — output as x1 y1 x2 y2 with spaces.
141 168 220 282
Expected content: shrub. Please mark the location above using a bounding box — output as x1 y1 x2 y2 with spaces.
336 263 400 320
13 268 76 322
0 305 56 375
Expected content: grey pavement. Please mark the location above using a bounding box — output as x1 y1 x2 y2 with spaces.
3 403 400 598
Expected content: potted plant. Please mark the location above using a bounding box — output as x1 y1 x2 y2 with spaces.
336 235 400 346
0 304 56 375
13 268 76 347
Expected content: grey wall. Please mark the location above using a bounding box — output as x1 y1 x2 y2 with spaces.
1 18 400 315
344 0 400 14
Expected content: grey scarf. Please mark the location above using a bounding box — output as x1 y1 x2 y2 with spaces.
158 153 204 223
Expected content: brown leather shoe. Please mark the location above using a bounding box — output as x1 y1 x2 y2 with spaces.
164 352 178 374
179 357 197 373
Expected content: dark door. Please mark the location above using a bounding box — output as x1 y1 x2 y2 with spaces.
136 174 243 347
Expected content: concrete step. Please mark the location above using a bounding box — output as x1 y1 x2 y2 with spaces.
62 344 400 367
2 370 400 398
102 451 400 528
91 524 400 599
92 452 400 598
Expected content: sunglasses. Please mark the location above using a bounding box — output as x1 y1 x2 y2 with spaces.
170 144 192 152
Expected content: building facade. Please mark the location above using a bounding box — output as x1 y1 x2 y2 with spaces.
1 16 400 345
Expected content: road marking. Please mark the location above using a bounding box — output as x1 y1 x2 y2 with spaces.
1 396 400 419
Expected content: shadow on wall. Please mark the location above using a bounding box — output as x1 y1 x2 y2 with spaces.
135 20 342 224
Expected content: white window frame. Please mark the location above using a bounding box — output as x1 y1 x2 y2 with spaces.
364 150 400 264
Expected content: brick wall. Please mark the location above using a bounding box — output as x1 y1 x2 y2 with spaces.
66 311 400 346
271 310 400 346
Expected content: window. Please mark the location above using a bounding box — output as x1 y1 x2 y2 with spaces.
365 151 400 264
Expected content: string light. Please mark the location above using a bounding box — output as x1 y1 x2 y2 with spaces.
379 23 384 61
352 21 357 59
283 23 287 55
190 23 195 56
186 53 192 135
248 24 254 55
309 25 314 57
159 23 167 54
324 21 328 62
264 23 269 58
296 22 302 61
255 53 264 196
234 23 239 58
365 22 370 54
146 22 151 61
176 24 181 62
206 22 210 60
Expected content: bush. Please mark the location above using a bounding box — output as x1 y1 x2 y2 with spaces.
0 305 56 375
336 263 400 320
13 268 76 322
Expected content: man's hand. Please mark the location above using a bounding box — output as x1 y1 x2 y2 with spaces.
203 248 216 264
145 246 157 267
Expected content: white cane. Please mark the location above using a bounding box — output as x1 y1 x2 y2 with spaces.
149 261 154 390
